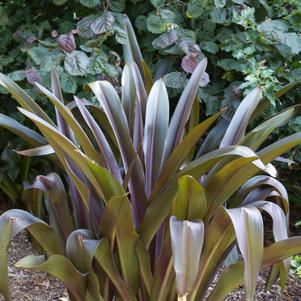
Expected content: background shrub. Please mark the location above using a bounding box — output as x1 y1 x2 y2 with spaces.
1 0 301 203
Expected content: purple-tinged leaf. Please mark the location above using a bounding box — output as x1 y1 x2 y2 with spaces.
170 216 204 298
89 80 146 226
133 95 144 163
123 16 144 79
152 29 178 49
51 70 75 141
0 73 55 125
130 62 148 119
179 40 201 56
25 68 42 84
151 111 220 199
16 144 54 157
161 58 207 165
220 87 262 148
226 207 263 301
91 12 115 35
121 64 136 135
35 82 104 166
74 96 122 183
29 173 74 242
144 79 169 197
181 54 198 73
57 32 76 53
0 113 46 146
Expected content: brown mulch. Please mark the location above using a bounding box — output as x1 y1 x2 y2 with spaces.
0 232 68 301
0 199 301 300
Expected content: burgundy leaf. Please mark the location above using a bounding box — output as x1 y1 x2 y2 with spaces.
179 40 201 56
152 29 178 49
57 33 76 53
181 55 199 73
25 68 42 84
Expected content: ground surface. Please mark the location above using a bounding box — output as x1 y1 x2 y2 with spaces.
0 196 301 300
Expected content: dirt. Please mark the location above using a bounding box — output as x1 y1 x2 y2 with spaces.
0 200 301 300
0 232 69 301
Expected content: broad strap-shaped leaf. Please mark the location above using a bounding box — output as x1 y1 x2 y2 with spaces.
0 73 55 126
74 96 122 183
233 175 288 213
190 207 235 300
91 238 138 301
29 173 74 242
172 175 207 220
170 216 204 297
226 207 264 301
240 107 295 151
100 195 139 293
16 144 54 157
0 209 63 300
197 118 229 156
122 16 144 80
136 240 154 297
139 145 266 247
161 58 207 164
133 94 144 163
66 229 103 301
18 107 105 204
208 236 301 301
89 80 146 225
276 80 300 98
35 82 104 166
121 64 136 134
51 69 75 140
0 113 46 146
144 79 169 197
16 255 90 301
130 62 148 119
151 111 220 199
204 157 264 214
220 87 262 147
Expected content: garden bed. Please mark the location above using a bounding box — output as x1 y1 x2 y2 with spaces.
1 231 301 301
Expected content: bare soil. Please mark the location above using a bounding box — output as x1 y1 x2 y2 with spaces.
0 198 301 300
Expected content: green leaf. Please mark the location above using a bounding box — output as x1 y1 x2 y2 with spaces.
0 113 46 146
35 82 103 166
79 0 100 8
100 195 139 293
7 70 26 81
208 236 301 301
172 175 207 220
163 72 186 89
30 173 74 242
186 0 204 19
59 72 77 94
92 238 138 301
77 15 97 39
64 51 90 76
0 73 55 126
91 12 115 35
109 0 126 12
27 47 50 65
53 0 68 5
16 255 88 300
146 15 168 34
150 0 165 8
0 209 63 300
